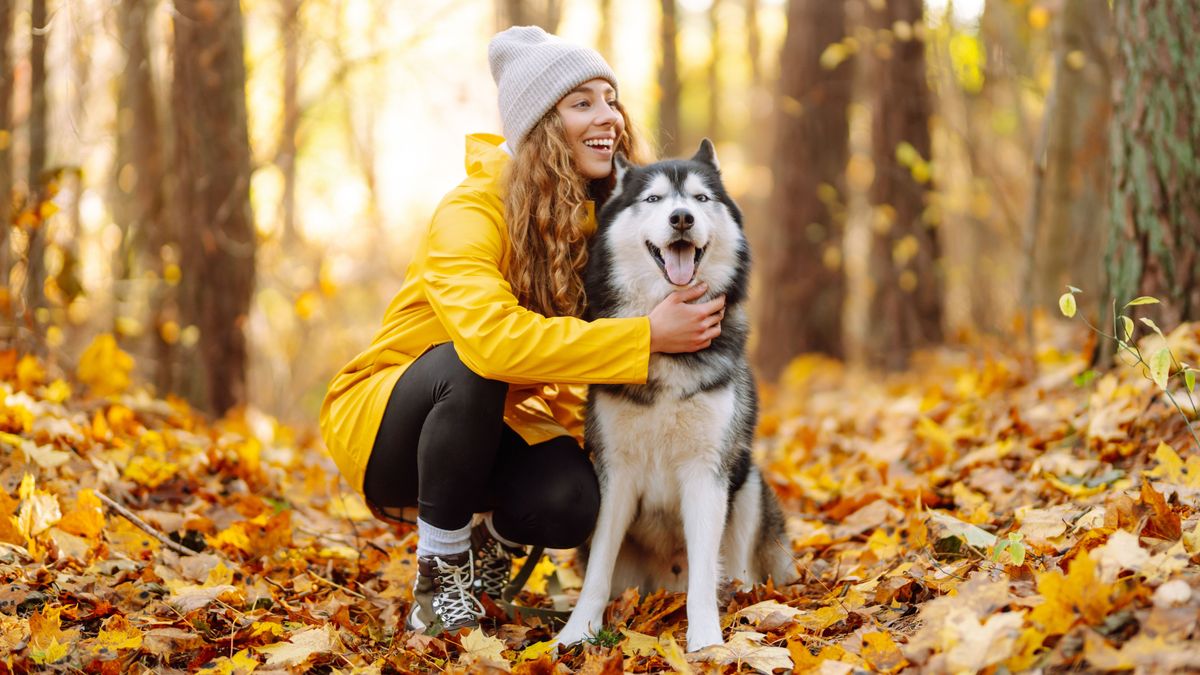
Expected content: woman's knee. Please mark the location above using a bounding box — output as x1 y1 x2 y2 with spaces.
496 455 600 548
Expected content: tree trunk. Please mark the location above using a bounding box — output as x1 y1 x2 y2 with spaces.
597 0 613 60
658 0 681 155
706 0 721 143
25 0 48 315
864 0 942 370
745 0 761 90
115 0 175 394
1107 0 1200 330
172 0 256 415
280 0 300 246
1034 0 1112 317
756 0 851 377
0 0 13 291
497 0 562 33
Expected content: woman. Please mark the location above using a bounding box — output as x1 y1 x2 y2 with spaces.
319 26 726 633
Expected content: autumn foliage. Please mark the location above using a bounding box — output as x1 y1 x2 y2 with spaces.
1 319 1199 672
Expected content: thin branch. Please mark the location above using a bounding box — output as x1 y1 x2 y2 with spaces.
95 491 199 557
306 569 367 600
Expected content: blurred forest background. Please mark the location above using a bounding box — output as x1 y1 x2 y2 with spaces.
0 0 1194 425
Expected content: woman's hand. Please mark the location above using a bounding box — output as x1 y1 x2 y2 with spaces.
648 284 726 353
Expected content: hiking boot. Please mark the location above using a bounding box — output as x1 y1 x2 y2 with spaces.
407 550 485 634
472 524 524 601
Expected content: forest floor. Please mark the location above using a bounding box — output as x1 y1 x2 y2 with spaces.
1 318 1199 673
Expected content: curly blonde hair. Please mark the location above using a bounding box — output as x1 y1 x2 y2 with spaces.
503 105 644 318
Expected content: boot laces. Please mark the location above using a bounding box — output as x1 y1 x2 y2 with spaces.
433 553 485 627
475 540 513 597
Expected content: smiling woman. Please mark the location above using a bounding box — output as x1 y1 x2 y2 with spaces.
319 25 727 635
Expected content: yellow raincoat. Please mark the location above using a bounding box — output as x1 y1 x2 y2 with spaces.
320 134 652 492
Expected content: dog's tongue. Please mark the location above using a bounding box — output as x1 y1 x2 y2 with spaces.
665 242 696 286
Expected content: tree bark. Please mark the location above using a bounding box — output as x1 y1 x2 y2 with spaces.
756 0 851 377
280 0 300 246
25 0 48 315
115 0 174 394
1107 0 1200 329
1034 0 1112 316
658 0 681 155
0 0 13 290
864 0 942 370
497 0 562 33
172 0 256 415
706 0 721 143
745 0 761 90
597 0 613 61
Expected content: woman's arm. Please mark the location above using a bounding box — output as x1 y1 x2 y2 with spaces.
422 197 651 385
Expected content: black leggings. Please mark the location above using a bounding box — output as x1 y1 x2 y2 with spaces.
362 342 601 549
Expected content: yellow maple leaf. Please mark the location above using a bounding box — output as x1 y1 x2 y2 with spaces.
108 515 161 558
77 333 134 397
123 455 180 489
1028 551 1113 635
1147 442 1186 483
861 631 908 673
520 555 557 595
92 614 143 653
30 636 69 665
57 489 105 541
518 640 557 663
250 621 285 638
207 562 235 586
208 523 252 554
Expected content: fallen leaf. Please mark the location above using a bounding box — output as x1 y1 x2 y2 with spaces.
735 600 803 631
691 632 792 674
258 625 337 667
460 627 508 666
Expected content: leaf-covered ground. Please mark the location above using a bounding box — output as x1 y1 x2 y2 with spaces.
1 321 1200 673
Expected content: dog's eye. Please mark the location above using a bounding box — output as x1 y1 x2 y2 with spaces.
695 194 711 202
644 195 661 203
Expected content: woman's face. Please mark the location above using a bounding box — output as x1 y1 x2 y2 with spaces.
555 78 625 181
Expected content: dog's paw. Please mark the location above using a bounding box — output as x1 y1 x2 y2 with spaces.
686 625 724 652
553 620 598 648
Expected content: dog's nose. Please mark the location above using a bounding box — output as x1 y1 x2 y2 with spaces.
669 208 694 231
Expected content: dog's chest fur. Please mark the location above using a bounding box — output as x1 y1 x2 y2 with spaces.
590 355 738 555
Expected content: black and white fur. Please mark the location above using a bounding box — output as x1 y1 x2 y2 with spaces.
554 140 792 652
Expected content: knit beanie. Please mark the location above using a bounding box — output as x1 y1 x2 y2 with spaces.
488 26 618 149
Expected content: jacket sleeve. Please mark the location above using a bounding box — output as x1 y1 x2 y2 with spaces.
421 197 651 385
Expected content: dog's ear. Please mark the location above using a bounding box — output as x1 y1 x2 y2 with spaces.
692 138 719 172
610 151 632 199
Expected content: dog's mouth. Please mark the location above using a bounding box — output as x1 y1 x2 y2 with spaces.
646 240 705 286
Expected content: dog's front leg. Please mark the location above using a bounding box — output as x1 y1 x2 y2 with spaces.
680 464 729 651
553 468 638 647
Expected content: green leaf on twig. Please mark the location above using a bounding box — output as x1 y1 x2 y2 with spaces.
1058 293 1077 318
1125 296 1161 307
1139 317 1165 339
1150 347 1172 390
1120 316 1135 341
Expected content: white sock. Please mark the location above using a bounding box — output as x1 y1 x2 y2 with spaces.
483 512 521 549
416 518 472 558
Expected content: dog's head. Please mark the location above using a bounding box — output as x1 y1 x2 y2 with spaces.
593 140 747 310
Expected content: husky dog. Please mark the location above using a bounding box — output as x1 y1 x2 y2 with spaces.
554 140 792 652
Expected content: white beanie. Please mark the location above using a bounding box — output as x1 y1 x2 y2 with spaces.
488 26 618 149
